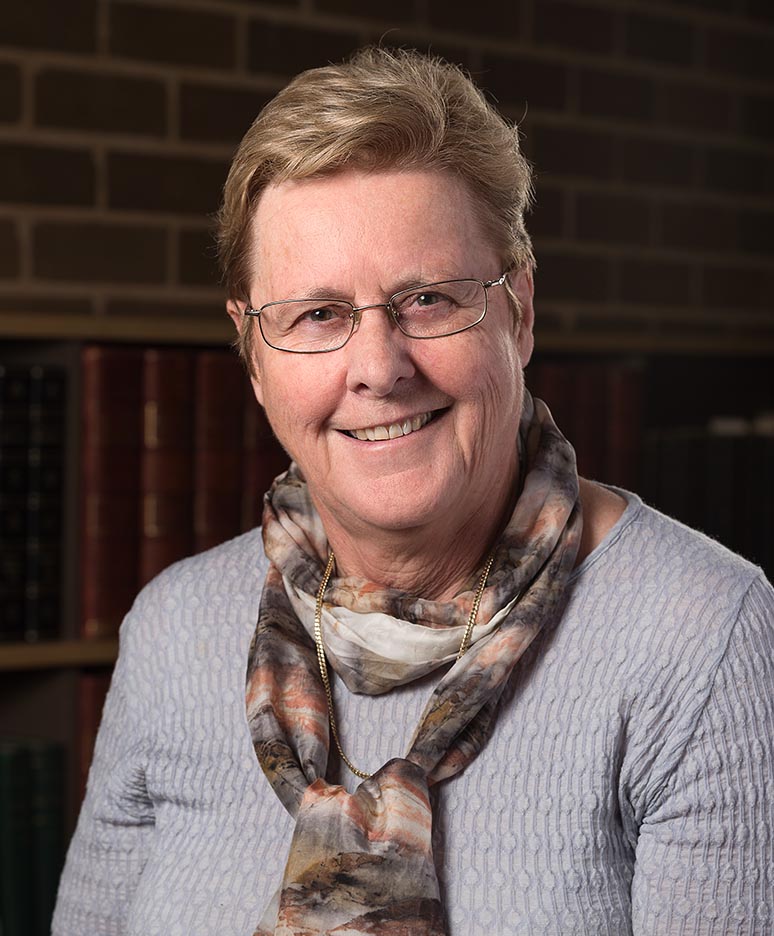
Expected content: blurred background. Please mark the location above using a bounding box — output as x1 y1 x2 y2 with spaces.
0 1 772 932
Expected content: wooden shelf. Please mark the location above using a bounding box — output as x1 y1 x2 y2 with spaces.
1 312 772 355
0 639 119 672
0 313 232 345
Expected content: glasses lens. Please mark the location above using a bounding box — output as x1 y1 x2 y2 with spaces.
390 280 486 338
259 300 354 352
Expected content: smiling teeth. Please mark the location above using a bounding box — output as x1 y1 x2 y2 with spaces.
350 412 432 442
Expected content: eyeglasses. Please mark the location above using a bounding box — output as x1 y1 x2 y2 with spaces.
243 272 509 353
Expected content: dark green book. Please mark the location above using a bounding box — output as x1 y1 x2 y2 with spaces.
0 739 66 936
0 740 33 936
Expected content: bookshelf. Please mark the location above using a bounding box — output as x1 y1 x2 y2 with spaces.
0 640 118 673
2 311 773 838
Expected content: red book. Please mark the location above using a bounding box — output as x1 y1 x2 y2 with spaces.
80 346 142 639
570 361 607 481
193 350 245 553
241 379 288 531
138 349 194 587
604 361 644 491
76 670 112 804
526 359 574 438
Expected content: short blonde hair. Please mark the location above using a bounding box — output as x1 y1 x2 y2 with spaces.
217 46 535 363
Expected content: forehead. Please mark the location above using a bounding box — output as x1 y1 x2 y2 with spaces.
249 169 498 297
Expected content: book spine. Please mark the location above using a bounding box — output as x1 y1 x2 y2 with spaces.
604 361 644 491
241 378 288 532
25 365 67 642
0 366 29 642
27 740 66 936
0 741 32 936
76 671 112 805
193 350 245 553
80 346 143 639
138 349 194 586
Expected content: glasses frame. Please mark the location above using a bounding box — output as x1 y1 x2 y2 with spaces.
243 271 510 354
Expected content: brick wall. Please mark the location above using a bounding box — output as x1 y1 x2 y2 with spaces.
0 0 772 348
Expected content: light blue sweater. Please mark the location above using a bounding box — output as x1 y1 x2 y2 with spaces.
53 491 774 935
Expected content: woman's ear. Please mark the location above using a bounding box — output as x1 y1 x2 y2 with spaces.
226 300 264 406
511 268 535 369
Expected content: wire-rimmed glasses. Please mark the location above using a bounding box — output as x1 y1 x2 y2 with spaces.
243 271 509 353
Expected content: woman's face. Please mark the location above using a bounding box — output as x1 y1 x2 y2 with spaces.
234 168 534 544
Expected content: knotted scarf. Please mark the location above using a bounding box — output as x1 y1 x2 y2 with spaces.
246 392 582 935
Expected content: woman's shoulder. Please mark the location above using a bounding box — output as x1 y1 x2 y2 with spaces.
577 483 764 601
118 527 270 656
568 485 772 699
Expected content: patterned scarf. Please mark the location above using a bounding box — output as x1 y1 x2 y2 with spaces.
246 393 582 935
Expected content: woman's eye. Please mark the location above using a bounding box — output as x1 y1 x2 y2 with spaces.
414 291 444 307
298 306 339 325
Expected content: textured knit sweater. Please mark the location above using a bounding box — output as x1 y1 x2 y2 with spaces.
53 491 774 936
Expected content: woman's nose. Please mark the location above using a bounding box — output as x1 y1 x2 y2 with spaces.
344 305 416 396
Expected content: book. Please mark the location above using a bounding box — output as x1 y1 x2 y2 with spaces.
0 740 32 936
80 346 143 638
193 350 245 553
0 738 65 936
76 670 112 804
241 379 288 531
138 349 195 586
24 365 67 641
0 366 29 642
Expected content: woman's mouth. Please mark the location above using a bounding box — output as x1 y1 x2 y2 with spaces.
344 410 438 442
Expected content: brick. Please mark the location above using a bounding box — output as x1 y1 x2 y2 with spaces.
707 27 774 81
738 211 774 256
106 297 220 318
109 2 235 69
527 187 564 239
480 55 567 112
2 0 96 52
0 294 93 315
704 265 774 309
706 147 774 196
427 0 519 38
534 251 610 302
748 0 774 21
180 83 271 144
108 152 229 215
0 221 20 279
179 228 220 287
742 94 774 143
0 143 94 206
619 258 696 305
33 222 167 283
642 0 742 8
661 80 735 135
36 68 165 136
0 64 21 123
247 22 360 77
625 12 694 66
376 36 475 71
576 193 651 246
534 1 615 55
660 201 737 252
621 138 694 187
579 69 655 123
318 0 415 19
533 126 616 181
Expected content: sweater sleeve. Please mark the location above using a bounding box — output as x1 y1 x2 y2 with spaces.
52 586 158 936
631 573 774 936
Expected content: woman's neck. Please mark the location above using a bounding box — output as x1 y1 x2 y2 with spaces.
313 473 519 600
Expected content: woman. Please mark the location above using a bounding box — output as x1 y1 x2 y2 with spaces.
54 48 774 936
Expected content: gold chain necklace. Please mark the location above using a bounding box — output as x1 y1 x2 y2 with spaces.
314 550 495 780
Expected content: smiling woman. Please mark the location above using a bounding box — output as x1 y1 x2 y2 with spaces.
53 47 774 936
